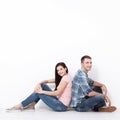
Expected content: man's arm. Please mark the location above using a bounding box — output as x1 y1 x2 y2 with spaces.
88 90 111 106
88 91 99 97
88 81 111 106
87 80 107 96
93 81 107 95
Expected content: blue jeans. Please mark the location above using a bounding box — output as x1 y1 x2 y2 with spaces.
75 87 106 112
21 84 67 112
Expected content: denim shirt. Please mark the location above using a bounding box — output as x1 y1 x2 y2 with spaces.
70 69 94 107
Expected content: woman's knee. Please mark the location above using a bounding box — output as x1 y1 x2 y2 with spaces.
41 83 46 88
41 84 52 91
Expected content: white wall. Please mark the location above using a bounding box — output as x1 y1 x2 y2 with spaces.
0 0 120 108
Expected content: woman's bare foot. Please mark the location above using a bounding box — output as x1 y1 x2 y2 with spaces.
6 104 22 112
6 102 35 112
22 102 35 110
27 102 35 109
15 104 23 110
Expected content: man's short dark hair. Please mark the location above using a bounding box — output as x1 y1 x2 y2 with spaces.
81 55 92 63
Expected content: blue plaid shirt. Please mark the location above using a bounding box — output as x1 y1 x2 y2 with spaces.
70 69 94 107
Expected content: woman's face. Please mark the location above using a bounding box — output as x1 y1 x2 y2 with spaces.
56 65 67 77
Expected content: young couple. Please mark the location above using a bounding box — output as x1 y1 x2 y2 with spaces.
7 55 116 112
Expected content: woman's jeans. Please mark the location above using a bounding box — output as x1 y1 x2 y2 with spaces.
75 87 106 112
21 84 67 112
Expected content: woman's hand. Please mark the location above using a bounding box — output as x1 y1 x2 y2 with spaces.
35 89 45 94
34 83 42 93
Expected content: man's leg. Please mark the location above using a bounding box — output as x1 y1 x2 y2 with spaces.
75 94 105 112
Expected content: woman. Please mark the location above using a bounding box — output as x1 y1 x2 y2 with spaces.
7 62 72 112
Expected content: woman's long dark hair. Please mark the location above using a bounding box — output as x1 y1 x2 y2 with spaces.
54 62 68 91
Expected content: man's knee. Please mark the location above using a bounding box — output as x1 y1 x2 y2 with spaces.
93 86 102 93
53 106 67 112
95 94 105 105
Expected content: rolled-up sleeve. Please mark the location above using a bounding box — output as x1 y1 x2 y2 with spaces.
88 77 94 86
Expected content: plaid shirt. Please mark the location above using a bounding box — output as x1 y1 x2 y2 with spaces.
70 69 94 107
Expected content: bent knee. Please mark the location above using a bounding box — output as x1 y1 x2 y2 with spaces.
96 94 104 100
95 94 105 104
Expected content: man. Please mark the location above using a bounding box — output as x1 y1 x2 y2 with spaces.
70 55 116 112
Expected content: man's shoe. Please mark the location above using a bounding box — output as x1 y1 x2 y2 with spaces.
98 106 116 112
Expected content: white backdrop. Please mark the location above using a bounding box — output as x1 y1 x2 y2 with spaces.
0 0 120 109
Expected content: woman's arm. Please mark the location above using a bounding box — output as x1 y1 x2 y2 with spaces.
39 79 55 84
34 79 55 92
36 80 68 96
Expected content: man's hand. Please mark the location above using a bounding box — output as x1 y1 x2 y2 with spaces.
101 84 107 95
103 94 111 106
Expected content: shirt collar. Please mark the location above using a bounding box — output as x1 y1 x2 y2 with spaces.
81 68 88 77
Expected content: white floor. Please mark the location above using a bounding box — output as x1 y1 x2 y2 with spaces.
0 105 120 120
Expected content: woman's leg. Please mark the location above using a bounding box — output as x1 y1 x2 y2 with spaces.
37 84 67 111
6 84 54 111
21 84 53 108
21 92 40 108
38 94 67 111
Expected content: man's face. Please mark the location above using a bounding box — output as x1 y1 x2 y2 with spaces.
81 58 92 72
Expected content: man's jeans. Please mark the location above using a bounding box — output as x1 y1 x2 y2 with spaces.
21 84 67 112
75 87 106 112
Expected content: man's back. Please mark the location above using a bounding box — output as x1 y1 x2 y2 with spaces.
70 69 94 107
